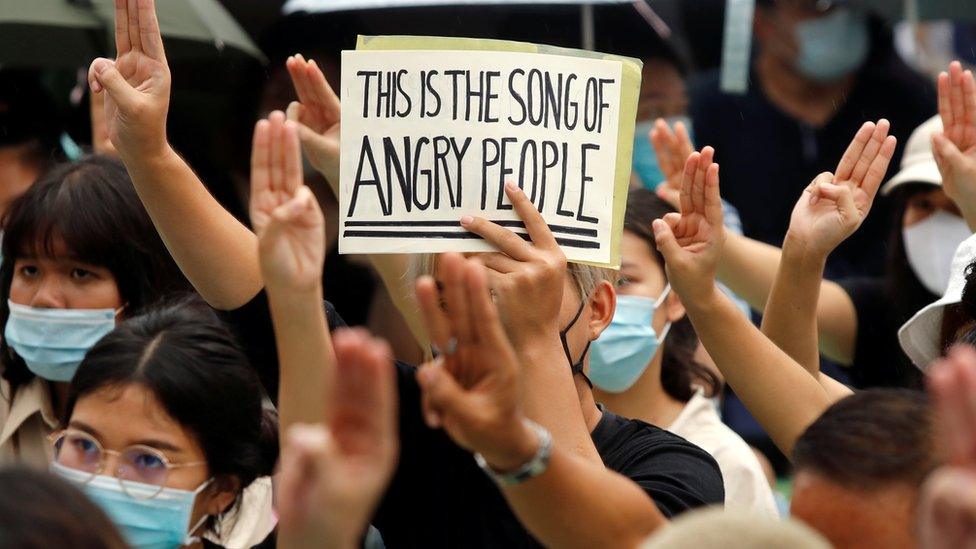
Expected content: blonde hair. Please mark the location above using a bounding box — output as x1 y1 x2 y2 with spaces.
406 253 618 300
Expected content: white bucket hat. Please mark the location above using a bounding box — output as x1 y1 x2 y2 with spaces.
881 114 942 196
899 233 976 369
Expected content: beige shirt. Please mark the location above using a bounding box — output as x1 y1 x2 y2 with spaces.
0 377 275 548
668 389 780 519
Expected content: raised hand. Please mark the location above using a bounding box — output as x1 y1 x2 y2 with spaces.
649 118 694 209
286 54 341 185
920 346 976 549
459 182 567 349
934 61 976 229
278 329 398 549
785 120 897 257
414 253 539 472
87 0 171 160
651 147 724 305
251 112 325 293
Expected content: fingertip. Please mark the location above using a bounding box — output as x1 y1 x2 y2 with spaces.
460 215 474 226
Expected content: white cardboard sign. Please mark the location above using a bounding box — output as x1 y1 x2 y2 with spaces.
339 48 624 264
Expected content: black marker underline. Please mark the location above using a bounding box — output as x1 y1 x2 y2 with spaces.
343 220 598 237
342 230 601 249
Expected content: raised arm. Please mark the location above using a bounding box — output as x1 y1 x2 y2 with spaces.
285 55 429 350
651 119 860 365
763 120 896 400
251 113 333 433
88 0 262 310
652 150 832 456
415 253 664 548
934 61 976 231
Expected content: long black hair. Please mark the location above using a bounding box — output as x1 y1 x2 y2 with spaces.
65 298 278 534
0 155 190 390
624 188 721 400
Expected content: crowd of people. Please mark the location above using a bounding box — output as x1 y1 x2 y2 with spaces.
2 0 976 548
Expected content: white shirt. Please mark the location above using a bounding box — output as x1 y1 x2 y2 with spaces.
668 389 780 518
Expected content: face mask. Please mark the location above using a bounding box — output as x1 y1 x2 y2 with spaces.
794 8 870 83
632 117 694 190
903 210 972 296
560 297 592 383
4 301 119 382
52 462 212 549
589 287 672 393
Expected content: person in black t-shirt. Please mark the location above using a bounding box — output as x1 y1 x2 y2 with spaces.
246 112 723 548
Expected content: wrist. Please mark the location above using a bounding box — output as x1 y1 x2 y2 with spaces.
480 417 540 473
782 234 829 269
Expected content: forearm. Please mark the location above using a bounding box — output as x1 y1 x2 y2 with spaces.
517 339 603 464
761 238 828 376
498 429 663 548
268 286 335 432
685 286 832 456
370 254 430 352
121 146 263 310
716 232 783 312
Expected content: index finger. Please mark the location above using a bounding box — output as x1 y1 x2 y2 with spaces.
307 59 342 120
415 275 454 355
861 135 897 200
114 0 131 55
834 121 875 182
250 120 271 198
938 71 954 129
137 0 165 60
506 181 559 251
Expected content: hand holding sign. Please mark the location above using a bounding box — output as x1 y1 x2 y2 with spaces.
251 112 325 294
286 54 342 186
415 253 539 472
87 0 171 161
463 182 568 349
652 148 725 305
785 120 896 258
934 61 976 229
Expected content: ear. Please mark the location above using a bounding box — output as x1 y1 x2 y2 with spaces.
663 288 686 325
205 476 241 517
587 280 616 340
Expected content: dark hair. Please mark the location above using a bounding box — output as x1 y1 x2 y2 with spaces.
0 466 127 549
961 258 976 322
0 155 191 389
65 298 278 533
623 188 721 400
793 389 937 491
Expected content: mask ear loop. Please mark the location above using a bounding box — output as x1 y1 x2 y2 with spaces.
182 478 216 546
560 297 593 387
654 284 673 344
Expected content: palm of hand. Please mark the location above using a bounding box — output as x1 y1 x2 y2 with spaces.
257 206 324 290
299 105 340 171
673 212 718 255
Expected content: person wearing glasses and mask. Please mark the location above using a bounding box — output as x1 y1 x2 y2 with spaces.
50 301 279 549
689 0 934 280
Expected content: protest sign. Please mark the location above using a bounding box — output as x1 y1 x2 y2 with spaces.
339 35 641 267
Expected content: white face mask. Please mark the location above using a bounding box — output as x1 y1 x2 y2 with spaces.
903 210 971 296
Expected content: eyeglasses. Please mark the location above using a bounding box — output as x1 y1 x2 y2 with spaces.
48 429 206 500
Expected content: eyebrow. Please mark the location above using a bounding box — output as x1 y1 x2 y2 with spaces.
68 420 183 454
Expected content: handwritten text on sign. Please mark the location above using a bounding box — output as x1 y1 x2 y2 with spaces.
339 49 623 264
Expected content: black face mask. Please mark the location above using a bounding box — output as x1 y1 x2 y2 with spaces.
560 297 593 388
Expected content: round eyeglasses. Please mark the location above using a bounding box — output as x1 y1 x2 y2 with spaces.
49 429 206 500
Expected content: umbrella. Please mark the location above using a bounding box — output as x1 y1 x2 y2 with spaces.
0 0 265 69
281 0 672 50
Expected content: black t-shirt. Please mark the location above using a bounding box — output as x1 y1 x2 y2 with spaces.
374 361 725 548
837 277 925 389
221 295 724 547
689 53 934 279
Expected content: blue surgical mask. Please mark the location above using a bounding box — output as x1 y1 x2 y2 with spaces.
632 117 694 191
52 462 212 549
589 288 672 393
4 300 119 382
794 8 869 83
